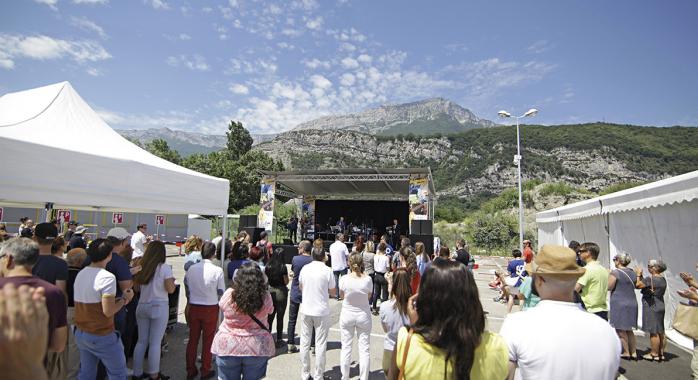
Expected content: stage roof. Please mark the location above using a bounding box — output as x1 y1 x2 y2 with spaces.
259 168 436 201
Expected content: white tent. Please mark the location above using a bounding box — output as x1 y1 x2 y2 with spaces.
0 82 229 216
536 170 698 349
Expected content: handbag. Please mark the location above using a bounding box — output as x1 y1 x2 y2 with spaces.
397 329 414 380
672 303 698 340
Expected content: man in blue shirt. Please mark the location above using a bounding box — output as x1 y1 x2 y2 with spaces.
287 240 313 353
504 249 528 313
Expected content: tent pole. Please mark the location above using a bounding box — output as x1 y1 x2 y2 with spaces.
220 214 228 264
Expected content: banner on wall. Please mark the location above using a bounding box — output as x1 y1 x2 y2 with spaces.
302 196 316 238
257 178 275 232
408 176 429 225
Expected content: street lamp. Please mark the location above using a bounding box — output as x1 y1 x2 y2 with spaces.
497 108 538 251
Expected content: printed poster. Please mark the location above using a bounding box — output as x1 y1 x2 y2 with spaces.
257 178 275 232
408 176 429 225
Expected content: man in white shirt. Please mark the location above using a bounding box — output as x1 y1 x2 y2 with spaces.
183 242 225 380
130 224 150 259
299 247 336 380
329 233 349 300
500 245 620 380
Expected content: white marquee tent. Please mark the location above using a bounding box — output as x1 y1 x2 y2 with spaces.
0 81 229 217
536 170 698 348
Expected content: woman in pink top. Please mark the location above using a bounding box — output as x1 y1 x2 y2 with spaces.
212 262 275 380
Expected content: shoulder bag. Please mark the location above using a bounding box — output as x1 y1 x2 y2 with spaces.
249 313 271 332
398 329 414 380
672 303 698 340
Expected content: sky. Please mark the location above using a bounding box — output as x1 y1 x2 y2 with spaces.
1 0 697 135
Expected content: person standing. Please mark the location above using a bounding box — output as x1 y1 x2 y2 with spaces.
132 241 176 380
74 239 134 380
372 242 390 315
339 253 373 380
184 242 226 380
0 238 68 379
414 241 431 276
575 242 609 320
522 240 535 263
287 216 298 244
329 233 349 301
299 247 336 380
265 248 289 348
635 259 668 361
287 240 313 353
379 269 410 375
130 224 150 260
212 263 275 380
361 241 375 306
608 253 639 360
64 221 78 243
32 222 69 295
500 245 620 380
68 226 88 250
454 238 470 269
678 263 698 377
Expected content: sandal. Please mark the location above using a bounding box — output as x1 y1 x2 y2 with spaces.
642 353 660 361
630 353 638 361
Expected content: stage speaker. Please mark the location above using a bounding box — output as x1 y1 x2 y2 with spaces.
410 220 433 235
239 215 258 228
271 244 297 264
241 227 265 245
410 234 434 256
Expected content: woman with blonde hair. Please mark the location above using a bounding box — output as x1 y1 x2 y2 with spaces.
183 235 203 271
339 252 373 380
608 252 638 360
132 241 176 380
414 241 430 276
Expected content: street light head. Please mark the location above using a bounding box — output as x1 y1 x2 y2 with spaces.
498 110 511 118
523 108 538 118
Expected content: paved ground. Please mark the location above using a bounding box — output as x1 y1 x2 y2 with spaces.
150 248 694 380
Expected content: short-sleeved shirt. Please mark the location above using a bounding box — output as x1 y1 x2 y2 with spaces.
455 248 470 267
396 327 509 380
339 274 373 314
0 276 67 348
74 266 117 335
184 259 225 306
139 263 174 303
84 252 133 297
374 254 390 273
227 259 250 280
518 276 541 310
577 260 609 313
32 254 69 286
299 260 335 317
130 231 147 259
184 251 202 271
523 247 534 263
507 258 527 287
379 299 409 350
329 241 349 271
290 254 313 304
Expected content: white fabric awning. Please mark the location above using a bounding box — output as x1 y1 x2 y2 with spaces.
536 170 698 223
0 82 229 215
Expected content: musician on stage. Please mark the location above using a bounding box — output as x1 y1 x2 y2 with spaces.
390 219 401 248
336 216 346 233
287 215 298 243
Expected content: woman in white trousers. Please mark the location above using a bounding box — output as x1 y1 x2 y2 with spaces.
339 252 374 380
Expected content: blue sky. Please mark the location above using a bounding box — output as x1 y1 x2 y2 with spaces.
1 0 697 134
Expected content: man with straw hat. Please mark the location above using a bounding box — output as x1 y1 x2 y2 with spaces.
500 245 621 380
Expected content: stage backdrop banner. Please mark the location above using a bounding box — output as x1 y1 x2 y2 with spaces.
409 176 429 225
257 178 275 232
302 196 316 234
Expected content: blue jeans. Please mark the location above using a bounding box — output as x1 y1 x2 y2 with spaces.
333 269 347 299
216 355 269 380
133 301 169 376
75 329 127 380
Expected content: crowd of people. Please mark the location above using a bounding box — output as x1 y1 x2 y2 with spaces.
1 218 698 380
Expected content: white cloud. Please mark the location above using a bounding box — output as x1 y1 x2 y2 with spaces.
225 58 277 75
340 73 355 86
341 57 359 69
86 67 102 76
73 0 109 4
0 34 111 69
34 0 58 8
229 83 249 95
70 16 108 39
527 40 553 54
166 54 210 71
97 108 192 129
179 33 191 40
145 0 169 10
310 74 332 90
305 16 323 31
357 54 372 63
303 58 330 69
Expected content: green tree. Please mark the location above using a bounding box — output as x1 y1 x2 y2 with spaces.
146 138 181 165
225 120 253 161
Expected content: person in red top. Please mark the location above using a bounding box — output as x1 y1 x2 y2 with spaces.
523 240 535 263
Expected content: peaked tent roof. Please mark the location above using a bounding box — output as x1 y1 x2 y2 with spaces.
0 82 229 215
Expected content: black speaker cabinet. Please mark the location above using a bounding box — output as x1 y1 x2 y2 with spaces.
239 215 258 228
410 234 434 256
241 227 265 245
410 220 433 235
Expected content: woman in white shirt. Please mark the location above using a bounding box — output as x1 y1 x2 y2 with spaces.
372 242 390 315
132 241 176 380
339 253 373 380
379 268 411 375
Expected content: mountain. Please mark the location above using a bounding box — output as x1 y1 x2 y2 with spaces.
292 97 496 136
255 123 698 212
117 128 276 156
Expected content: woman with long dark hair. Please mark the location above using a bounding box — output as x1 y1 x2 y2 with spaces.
379 268 411 375
212 262 275 380
227 242 249 281
265 248 289 347
388 260 508 380
132 241 176 380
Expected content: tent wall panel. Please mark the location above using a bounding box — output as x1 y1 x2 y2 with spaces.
537 221 562 247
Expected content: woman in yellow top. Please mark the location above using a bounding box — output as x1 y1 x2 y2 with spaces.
388 259 509 380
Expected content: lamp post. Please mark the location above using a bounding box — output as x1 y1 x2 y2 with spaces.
497 108 538 251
